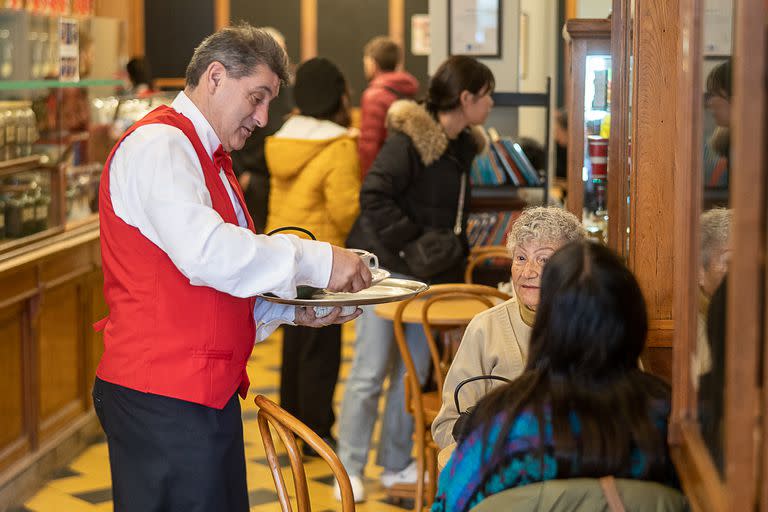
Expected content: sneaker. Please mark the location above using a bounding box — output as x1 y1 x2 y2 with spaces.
333 475 366 503
380 461 428 489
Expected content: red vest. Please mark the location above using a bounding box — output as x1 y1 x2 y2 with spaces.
95 106 256 409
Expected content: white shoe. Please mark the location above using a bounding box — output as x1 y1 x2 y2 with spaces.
333 475 366 503
380 461 428 488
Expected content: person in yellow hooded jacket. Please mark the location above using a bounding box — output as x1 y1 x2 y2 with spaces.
265 57 360 453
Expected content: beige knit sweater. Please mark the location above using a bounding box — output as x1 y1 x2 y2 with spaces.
432 297 533 449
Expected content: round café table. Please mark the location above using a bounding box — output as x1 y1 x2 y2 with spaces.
374 295 504 326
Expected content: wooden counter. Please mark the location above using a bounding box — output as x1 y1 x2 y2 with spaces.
0 221 107 509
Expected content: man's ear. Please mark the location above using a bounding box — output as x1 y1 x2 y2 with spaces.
205 61 226 91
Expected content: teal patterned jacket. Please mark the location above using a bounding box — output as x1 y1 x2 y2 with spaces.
431 403 677 512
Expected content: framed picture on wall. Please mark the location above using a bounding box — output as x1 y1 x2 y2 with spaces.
448 0 501 58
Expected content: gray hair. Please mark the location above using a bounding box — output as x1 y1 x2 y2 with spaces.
700 207 732 267
185 22 290 88
506 206 586 254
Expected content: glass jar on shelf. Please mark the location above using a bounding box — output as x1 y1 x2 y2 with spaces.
20 180 37 236
15 107 28 158
0 191 5 240
3 185 25 238
4 108 16 160
31 174 50 232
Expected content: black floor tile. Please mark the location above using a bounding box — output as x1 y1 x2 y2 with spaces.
252 453 291 467
242 409 259 420
50 466 82 479
248 488 279 506
73 487 113 504
380 497 415 510
312 474 336 486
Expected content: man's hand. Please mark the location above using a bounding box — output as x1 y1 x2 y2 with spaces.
327 245 372 293
295 306 362 327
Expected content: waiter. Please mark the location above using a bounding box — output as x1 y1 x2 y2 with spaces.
92 24 371 512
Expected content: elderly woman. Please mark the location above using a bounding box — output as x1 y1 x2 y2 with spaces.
432 206 585 450
694 207 732 378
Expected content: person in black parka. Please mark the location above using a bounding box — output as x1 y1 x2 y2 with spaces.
336 56 494 503
347 56 493 284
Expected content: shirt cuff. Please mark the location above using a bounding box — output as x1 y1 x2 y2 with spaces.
294 239 333 288
253 299 296 342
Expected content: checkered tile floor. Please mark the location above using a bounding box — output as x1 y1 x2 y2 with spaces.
12 324 414 511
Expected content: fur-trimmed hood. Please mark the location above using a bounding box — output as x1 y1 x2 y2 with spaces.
386 100 487 166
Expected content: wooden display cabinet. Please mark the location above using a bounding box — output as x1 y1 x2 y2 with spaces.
563 19 611 239
669 0 766 510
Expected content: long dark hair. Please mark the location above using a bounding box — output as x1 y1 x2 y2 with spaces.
467 241 670 480
426 56 495 115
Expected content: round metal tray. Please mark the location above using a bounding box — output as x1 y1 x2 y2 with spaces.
258 278 429 307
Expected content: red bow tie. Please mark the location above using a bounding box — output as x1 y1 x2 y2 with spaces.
212 144 255 231
213 144 235 178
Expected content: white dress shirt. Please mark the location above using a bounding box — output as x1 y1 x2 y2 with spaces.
108 91 333 340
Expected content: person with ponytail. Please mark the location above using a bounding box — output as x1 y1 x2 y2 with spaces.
336 56 494 502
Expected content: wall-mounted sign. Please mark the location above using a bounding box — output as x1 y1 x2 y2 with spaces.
448 0 501 58
411 14 430 56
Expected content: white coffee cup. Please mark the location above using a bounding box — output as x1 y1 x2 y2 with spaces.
349 248 378 270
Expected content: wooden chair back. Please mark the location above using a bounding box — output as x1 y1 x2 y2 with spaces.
392 283 511 510
465 247 514 284
254 395 355 512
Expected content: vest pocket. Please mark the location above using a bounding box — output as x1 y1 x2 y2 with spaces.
192 349 233 361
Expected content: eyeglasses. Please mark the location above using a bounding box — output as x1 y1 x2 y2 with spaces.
704 91 728 103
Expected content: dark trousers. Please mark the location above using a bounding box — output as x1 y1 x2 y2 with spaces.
279 324 341 438
92 378 248 512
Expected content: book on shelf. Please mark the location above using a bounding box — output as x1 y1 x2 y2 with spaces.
470 128 544 187
467 211 522 248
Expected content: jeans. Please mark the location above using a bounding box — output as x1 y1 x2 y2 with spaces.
337 301 431 477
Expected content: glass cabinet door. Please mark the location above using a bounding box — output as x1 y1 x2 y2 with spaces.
581 54 611 242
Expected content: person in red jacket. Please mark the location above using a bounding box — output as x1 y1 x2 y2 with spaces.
358 36 419 177
93 24 371 512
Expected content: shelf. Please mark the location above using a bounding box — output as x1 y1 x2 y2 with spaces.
471 184 543 196
492 92 549 107
0 79 123 91
0 155 43 177
471 185 532 211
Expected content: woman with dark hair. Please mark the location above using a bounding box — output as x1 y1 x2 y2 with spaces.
432 241 678 512
335 56 494 502
704 59 731 188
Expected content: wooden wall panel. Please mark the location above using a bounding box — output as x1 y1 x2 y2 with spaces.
0 303 27 472
37 282 84 439
317 0 388 105
0 269 37 307
231 0 302 66
144 0 214 79
627 0 678 377
0 229 102 509
87 273 107 387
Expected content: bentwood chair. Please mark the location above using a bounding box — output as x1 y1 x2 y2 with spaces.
254 395 355 512
464 246 514 284
391 283 511 510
